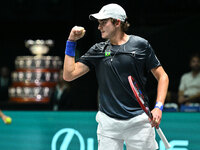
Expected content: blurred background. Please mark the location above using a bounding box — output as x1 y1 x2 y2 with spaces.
0 1 200 149
0 0 199 110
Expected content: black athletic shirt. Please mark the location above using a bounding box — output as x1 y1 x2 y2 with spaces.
78 35 161 119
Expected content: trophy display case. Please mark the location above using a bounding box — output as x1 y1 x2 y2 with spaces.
9 40 62 103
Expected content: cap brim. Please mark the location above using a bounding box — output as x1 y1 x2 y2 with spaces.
89 13 110 20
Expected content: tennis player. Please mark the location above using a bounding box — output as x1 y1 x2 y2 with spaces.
63 3 169 150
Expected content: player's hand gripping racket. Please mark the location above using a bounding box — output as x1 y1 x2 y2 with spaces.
128 75 171 149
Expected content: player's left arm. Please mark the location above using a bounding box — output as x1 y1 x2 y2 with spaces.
151 66 169 128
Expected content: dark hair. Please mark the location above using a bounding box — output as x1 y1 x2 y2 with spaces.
190 53 200 61
111 18 130 32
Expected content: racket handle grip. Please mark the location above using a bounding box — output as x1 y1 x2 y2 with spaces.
156 127 171 149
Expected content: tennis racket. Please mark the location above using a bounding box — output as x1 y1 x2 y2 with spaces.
128 75 171 149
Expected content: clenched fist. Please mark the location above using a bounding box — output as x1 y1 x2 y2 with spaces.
68 26 86 41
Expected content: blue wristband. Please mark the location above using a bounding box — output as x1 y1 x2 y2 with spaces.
65 41 77 57
154 102 163 111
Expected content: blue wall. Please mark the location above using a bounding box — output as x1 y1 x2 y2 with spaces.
0 111 199 150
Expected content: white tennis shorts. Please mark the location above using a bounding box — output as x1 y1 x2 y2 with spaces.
96 111 158 150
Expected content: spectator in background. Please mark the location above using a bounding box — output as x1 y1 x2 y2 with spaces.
178 53 200 105
50 70 72 111
0 66 11 101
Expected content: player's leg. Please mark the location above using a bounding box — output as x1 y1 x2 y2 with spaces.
97 134 124 150
124 113 158 150
125 129 158 150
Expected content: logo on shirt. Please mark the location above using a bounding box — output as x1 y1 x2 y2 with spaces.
105 50 111 56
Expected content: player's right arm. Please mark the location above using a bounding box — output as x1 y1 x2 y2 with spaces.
63 56 89 81
63 26 89 81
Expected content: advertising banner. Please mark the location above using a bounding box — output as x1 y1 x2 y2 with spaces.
0 111 199 150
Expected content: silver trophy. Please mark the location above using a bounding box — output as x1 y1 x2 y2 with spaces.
43 87 50 97
34 87 41 97
35 59 42 68
9 39 62 103
35 72 42 82
52 60 57 68
12 72 18 82
9 88 16 97
16 87 22 97
45 72 51 81
45 59 51 68
19 60 24 68
26 72 32 82
24 87 31 97
18 72 24 82
53 72 59 81
26 59 32 68
25 39 53 56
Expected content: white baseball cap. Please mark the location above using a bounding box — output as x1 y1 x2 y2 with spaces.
89 3 127 22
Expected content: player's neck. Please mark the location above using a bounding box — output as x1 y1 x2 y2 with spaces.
110 32 129 45
192 70 200 77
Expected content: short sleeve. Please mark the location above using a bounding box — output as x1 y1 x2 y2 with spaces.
77 42 106 70
145 42 161 71
78 58 94 70
179 75 186 91
77 45 96 70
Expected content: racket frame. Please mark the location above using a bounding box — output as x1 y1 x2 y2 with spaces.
128 75 171 149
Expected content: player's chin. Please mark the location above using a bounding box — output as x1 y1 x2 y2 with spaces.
101 33 108 39
101 34 106 39
102 36 110 40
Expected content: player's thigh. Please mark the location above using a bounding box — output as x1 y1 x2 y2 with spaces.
125 123 158 150
126 142 157 150
97 134 124 150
